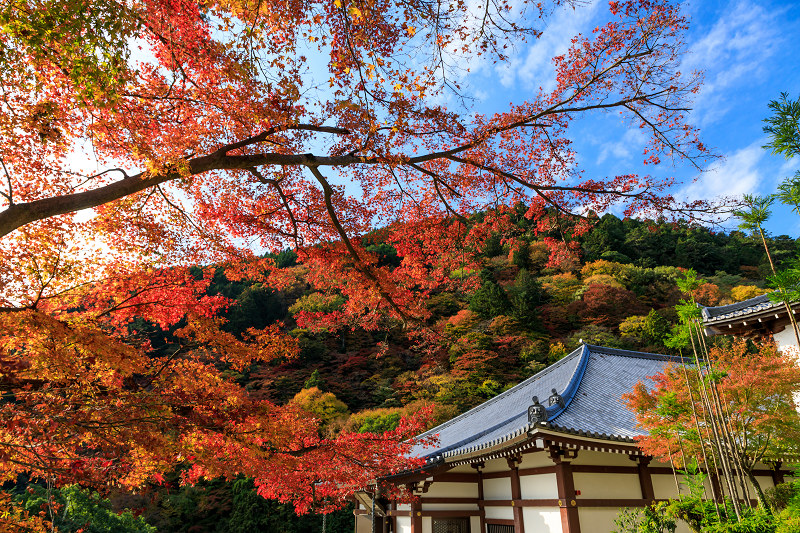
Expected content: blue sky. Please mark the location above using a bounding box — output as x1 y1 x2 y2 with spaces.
448 0 800 237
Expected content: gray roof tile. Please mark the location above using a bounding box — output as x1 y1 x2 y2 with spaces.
413 345 683 461
700 292 785 323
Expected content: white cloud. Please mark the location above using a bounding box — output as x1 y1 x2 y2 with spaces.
684 1 782 126
679 141 765 201
596 129 647 165
495 1 601 90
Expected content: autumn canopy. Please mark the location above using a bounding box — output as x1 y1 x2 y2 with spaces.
0 0 709 511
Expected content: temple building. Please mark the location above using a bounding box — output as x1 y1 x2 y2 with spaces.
701 292 800 351
354 344 791 533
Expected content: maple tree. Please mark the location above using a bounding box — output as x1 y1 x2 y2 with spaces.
624 340 800 510
0 0 713 513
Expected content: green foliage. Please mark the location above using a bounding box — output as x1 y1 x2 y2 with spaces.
304 369 322 389
272 248 299 268
613 503 677 533
602 250 633 263
357 412 402 433
15 484 155 533
763 93 800 160
508 269 546 327
365 242 401 267
483 233 503 257
468 279 512 319
143 476 355 533
735 195 774 235
224 285 287 335
619 310 671 346
290 387 350 430
289 292 346 315
512 240 530 269
426 292 464 317
291 329 328 362
0 0 136 104
566 325 626 351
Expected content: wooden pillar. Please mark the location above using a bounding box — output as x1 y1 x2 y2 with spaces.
507 456 525 533
473 462 486 533
771 461 785 487
550 446 580 533
631 455 655 502
410 496 422 533
709 472 722 502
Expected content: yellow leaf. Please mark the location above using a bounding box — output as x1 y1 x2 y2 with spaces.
348 6 362 18
333 0 341 7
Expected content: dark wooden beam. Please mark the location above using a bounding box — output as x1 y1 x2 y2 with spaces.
410 495 422 533
473 462 486 533
507 456 525 533
631 456 655 502
551 446 581 533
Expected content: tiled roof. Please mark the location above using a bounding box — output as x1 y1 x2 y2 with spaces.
700 293 779 324
412 345 683 462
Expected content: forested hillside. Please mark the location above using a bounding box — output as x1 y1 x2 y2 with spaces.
39 212 790 532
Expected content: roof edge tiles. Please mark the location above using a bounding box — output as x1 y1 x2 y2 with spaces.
701 292 800 324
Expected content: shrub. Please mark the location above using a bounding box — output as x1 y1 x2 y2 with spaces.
730 285 766 302
469 280 512 318
541 273 581 304
445 309 480 336
289 387 350 432
693 282 722 306
508 269 547 327
288 292 346 315
16 485 155 533
577 284 648 327
583 273 625 289
619 310 670 346
581 259 629 281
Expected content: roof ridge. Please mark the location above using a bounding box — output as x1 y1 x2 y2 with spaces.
583 344 685 362
415 345 585 439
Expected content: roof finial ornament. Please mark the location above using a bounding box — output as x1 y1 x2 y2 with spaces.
548 388 565 409
528 396 547 425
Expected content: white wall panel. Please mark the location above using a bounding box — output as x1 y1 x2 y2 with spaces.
520 473 558 499
522 507 562 533
483 477 512 500
425 481 478 499
574 473 640 499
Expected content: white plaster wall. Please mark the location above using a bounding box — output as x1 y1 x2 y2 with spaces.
578 508 622 533
774 328 798 353
518 450 554 468
424 481 478 498
755 475 776 492
421 503 478 511
396 516 412 533
571 450 635 467
355 514 372 533
483 457 512 473
422 516 432 533
470 516 480 533
577 508 692 533
522 507 562 533
483 477 512 500
484 506 514 520
397 503 411 511
652 474 690 500
574 473 640 499
520 473 558 499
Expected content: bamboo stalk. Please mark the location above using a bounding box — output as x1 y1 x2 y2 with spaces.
688 324 742 520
